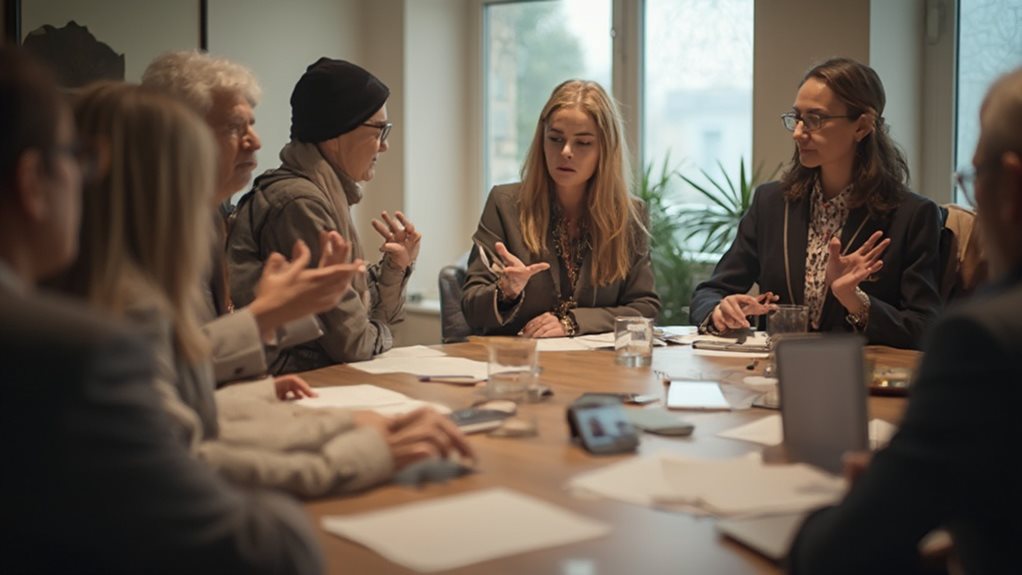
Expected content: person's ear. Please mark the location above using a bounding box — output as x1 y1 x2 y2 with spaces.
854 111 876 143
14 149 49 222
1000 151 1022 223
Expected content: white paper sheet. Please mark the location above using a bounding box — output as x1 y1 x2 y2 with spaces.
567 453 683 508
568 452 843 517
348 356 489 380
657 456 845 516
690 332 772 358
717 414 899 449
321 488 610 572
295 384 451 415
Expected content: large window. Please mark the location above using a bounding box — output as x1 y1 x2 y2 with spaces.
484 0 612 192
955 0 1022 203
643 0 754 206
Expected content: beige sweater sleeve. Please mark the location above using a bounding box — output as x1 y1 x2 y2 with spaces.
198 380 396 497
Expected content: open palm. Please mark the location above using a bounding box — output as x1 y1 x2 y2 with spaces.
826 231 890 295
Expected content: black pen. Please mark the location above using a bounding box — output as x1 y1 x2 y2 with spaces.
417 375 482 384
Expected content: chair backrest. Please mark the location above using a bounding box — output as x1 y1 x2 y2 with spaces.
938 203 988 303
438 263 472 344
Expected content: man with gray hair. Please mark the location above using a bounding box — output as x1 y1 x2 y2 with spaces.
143 51 360 387
788 66 1022 574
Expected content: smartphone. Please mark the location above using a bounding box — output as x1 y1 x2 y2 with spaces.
448 407 513 434
626 408 695 436
666 381 731 411
577 392 659 405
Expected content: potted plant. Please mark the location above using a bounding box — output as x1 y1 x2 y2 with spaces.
634 156 694 325
677 158 781 254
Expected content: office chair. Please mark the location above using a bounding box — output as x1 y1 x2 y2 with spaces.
438 252 472 343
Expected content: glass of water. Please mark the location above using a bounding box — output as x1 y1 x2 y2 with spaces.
614 316 654 367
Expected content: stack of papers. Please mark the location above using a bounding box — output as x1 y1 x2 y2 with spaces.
716 414 898 450
535 332 666 352
322 488 610 572
568 452 845 517
295 384 451 415
348 346 489 381
691 332 772 358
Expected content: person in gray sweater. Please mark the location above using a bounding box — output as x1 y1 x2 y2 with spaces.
229 57 420 373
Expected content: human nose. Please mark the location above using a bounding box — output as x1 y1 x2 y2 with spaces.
792 120 809 140
560 142 573 159
243 126 261 151
379 137 389 153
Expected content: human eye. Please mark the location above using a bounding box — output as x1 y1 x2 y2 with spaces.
804 112 823 130
546 133 564 144
575 138 594 147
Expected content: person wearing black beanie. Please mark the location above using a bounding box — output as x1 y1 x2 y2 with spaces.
228 57 421 373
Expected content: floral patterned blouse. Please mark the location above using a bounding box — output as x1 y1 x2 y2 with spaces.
805 181 853 329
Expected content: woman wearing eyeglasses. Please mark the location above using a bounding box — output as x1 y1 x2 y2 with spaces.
690 57 942 349
461 80 661 337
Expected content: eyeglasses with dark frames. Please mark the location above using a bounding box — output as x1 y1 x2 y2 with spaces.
781 111 857 132
362 121 393 144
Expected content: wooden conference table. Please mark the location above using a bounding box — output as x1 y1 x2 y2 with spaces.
300 340 921 575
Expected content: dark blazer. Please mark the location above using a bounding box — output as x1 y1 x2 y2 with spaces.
0 287 322 575
690 181 942 349
462 184 661 335
787 268 1022 575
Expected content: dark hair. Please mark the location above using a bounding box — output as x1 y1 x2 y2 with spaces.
780 57 909 216
0 46 63 197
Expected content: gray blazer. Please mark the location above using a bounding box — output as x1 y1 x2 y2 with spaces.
462 184 661 335
0 285 322 575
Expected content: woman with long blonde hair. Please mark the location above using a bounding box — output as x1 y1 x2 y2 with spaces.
462 80 660 337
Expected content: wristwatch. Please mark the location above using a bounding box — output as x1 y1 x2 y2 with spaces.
845 287 871 329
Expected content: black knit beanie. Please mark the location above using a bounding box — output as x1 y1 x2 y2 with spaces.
290 57 390 143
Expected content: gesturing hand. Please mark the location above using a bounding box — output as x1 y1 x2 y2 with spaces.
520 312 565 338
711 292 779 332
826 231 889 297
494 241 550 300
371 210 421 270
250 232 365 337
273 375 318 400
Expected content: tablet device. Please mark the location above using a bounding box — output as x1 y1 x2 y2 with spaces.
776 334 868 474
666 381 731 411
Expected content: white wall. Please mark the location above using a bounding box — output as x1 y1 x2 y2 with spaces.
871 0 925 194
405 0 475 300
207 0 364 189
752 0 872 177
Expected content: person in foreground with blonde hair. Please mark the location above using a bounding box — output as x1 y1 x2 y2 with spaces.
0 47 321 575
462 79 660 337
65 82 473 498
